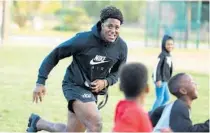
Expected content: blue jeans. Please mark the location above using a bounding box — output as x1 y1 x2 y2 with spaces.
152 82 170 111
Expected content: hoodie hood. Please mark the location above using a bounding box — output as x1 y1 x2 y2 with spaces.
114 100 137 122
113 100 153 132
91 21 118 45
91 21 102 40
160 34 173 56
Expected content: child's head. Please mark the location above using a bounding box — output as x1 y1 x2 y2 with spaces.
162 35 174 53
119 63 149 99
168 73 198 101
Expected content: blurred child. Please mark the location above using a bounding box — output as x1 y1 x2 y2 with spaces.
112 63 152 132
150 73 209 132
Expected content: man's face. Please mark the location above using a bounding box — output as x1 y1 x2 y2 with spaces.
101 18 121 43
185 75 198 100
165 39 174 52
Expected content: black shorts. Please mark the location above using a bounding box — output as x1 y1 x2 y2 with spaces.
62 83 97 113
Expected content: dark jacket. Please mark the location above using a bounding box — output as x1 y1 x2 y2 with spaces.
153 35 173 82
150 99 209 132
36 21 127 93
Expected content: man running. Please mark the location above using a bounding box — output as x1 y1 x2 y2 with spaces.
26 6 127 132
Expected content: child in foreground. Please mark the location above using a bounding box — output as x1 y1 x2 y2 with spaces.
112 62 153 132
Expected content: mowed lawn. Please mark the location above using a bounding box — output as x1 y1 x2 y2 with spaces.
0 45 209 131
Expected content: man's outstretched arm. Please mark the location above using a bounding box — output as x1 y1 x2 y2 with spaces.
36 34 83 85
33 33 84 103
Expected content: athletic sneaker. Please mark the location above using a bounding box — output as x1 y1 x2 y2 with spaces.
26 113 40 132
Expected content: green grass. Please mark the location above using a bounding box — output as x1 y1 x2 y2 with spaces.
0 45 209 131
10 26 145 41
11 27 209 46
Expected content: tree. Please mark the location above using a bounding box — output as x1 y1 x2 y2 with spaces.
38 1 62 15
82 1 111 19
82 1 145 23
111 1 145 23
11 1 41 27
54 7 91 31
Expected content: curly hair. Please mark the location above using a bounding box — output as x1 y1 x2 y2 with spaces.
119 63 148 98
100 6 124 24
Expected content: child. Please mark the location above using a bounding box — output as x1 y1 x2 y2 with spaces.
150 73 209 132
112 63 153 132
152 35 174 111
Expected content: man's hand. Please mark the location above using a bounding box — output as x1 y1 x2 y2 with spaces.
156 80 162 88
91 79 108 93
33 84 46 103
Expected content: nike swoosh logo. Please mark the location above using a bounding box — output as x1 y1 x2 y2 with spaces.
90 59 109 65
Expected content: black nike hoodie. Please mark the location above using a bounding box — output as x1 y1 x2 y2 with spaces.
153 35 173 82
36 21 127 92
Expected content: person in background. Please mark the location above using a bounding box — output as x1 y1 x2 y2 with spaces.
152 35 174 111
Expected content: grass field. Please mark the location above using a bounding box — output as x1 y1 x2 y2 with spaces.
11 27 145 41
0 45 209 131
10 27 209 46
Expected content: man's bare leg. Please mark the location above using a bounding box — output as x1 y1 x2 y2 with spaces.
72 100 102 132
35 110 85 132
66 110 86 132
36 118 66 132
27 100 99 132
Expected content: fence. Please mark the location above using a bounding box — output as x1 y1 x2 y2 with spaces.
145 1 209 49
0 1 209 49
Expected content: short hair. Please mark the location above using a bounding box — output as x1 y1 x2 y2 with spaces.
100 6 124 24
119 62 148 98
168 73 186 98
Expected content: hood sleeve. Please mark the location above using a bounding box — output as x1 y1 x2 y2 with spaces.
36 33 84 85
